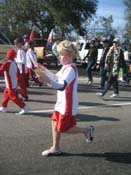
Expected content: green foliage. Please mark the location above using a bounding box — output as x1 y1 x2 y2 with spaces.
124 0 131 43
94 15 116 37
44 0 98 37
0 0 98 41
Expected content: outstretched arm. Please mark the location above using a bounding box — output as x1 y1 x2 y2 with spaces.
38 72 67 91
37 63 58 81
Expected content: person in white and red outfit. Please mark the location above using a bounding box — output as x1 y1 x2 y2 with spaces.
14 38 29 101
37 40 95 156
25 40 42 86
0 49 29 115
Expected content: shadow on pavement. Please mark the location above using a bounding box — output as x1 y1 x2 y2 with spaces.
79 101 121 108
51 152 131 164
26 112 120 122
79 101 105 106
103 97 131 102
28 90 54 96
76 114 120 122
28 99 55 104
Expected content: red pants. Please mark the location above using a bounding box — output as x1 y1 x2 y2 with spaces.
52 111 76 132
1 88 25 108
18 73 28 99
28 68 41 84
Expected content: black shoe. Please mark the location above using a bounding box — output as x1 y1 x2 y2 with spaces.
39 83 43 87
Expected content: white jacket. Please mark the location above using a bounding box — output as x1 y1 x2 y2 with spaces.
26 48 37 69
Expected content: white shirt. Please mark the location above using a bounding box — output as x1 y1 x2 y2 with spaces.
15 49 27 74
26 48 37 69
44 64 78 115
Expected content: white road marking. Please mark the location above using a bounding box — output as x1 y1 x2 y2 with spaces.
29 102 131 114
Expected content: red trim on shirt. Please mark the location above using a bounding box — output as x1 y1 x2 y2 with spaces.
62 64 77 116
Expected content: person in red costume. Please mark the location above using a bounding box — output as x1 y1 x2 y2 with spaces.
14 38 29 101
25 40 42 87
0 49 29 115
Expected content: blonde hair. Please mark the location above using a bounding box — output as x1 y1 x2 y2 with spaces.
57 40 78 59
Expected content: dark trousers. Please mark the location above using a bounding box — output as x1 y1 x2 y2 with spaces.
103 73 119 96
86 60 95 81
99 66 107 88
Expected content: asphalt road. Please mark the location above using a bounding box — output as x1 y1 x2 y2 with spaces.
0 71 131 175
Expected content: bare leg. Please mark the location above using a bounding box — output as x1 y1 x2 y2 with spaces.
51 120 61 150
50 123 92 151
42 123 94 156
51 124 90 149
65 126 88 139
41 120 61 156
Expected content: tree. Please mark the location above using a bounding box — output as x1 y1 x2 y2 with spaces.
124 0 131 44
94 15 116 37
0 0 54 39
44 0 98 38
0 0 98 41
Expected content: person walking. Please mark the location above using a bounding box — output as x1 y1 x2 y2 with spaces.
98 39 110 89
0 49 29 115
83 40 98 85
52 39 60 66
25 40 42 87
96 38 126 98
37 40 94 156
14 37 29 101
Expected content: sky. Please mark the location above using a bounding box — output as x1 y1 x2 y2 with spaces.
96 0 126 28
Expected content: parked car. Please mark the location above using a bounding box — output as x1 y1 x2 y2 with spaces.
43 49 58 66
33 39 58 66
77 40 103 65
33 38 46 63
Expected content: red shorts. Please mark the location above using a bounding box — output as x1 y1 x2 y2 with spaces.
51 111 76 132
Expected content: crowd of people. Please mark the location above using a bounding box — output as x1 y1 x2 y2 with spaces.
96 38 126 98
81 36 127 98
0 39 95 156
0 48 29 115
0 35 44 115
0 35 128 156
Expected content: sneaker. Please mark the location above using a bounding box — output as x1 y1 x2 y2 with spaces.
110 94 119 98
0 107 7 113
42 148 62 156
87 80 92 85
17 105 30 115
96 92 103 98
86 126 94 144
22 98 28 101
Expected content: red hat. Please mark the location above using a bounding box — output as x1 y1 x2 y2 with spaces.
6 49 16 59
